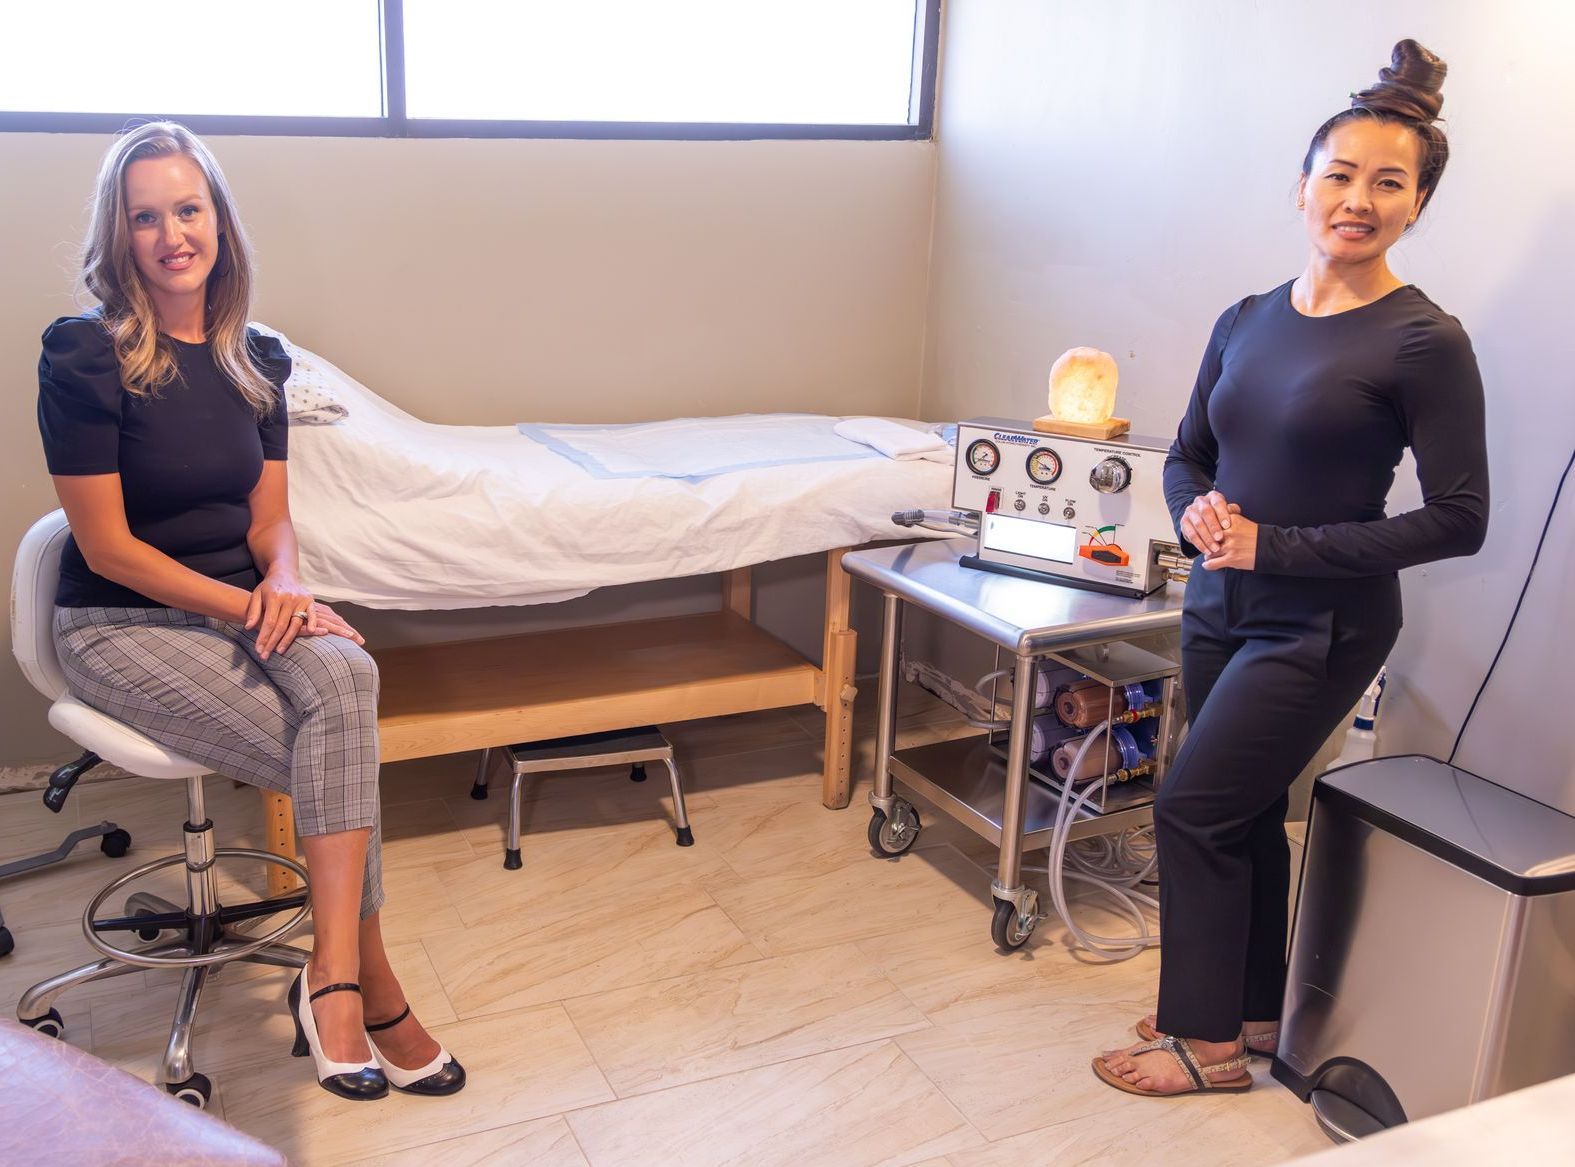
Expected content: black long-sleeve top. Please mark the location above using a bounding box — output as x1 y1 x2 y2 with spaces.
1163 280 1489 578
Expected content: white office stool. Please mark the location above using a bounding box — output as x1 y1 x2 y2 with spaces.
471 726 694 870
9 510 311 1109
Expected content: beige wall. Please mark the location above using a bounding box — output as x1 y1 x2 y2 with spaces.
2 133 936 763
923 0 1575 812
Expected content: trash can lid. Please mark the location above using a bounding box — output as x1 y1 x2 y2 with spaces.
1315 755 1575 896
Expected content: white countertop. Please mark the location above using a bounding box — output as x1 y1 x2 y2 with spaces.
1291 1074 1575 1163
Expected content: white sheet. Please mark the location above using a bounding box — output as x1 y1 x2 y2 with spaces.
286 355 954 610
519 414 879 480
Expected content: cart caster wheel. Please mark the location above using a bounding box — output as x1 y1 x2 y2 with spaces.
165 1072 212 1109
503 848 522 871
868 803 921 857
469 781 489 801
21 1008 64 1039
0 927 12 958
100 828 132 858
991 898 1037 951
630 764 647 783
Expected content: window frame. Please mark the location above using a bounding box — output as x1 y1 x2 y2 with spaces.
0 0 941 140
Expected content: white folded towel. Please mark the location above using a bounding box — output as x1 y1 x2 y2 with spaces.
835 417 952 463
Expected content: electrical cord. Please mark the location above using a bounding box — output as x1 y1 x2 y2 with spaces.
1448 445 1575 764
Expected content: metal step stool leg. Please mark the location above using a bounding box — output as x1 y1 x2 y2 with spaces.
504 767 528 870
664 759 694 847
470 747 493 800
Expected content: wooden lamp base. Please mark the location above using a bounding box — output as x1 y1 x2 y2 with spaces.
1032 415 1131 440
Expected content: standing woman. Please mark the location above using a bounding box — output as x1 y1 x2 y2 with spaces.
1097 41 1489 1097
37 122 465 1101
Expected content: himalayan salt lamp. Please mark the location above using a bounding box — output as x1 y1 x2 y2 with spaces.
1048 347 1119 424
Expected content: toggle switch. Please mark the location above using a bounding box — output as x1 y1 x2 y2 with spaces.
985 489 1001 514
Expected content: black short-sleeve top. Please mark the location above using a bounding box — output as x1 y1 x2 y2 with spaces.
37 312 292 608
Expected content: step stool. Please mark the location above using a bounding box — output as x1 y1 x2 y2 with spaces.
471 726 694 870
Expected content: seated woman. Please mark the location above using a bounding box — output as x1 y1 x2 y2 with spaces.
36 121 465 1102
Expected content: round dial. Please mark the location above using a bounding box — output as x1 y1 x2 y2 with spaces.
1026 447 1062 485
1089 456 1132 494
965 439 1000 476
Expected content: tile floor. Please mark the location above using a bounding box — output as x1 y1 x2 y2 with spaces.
0 691 1335 1166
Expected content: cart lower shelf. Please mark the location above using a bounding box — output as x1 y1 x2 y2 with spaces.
889 735 1157 849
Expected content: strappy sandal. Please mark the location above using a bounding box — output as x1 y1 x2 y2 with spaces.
1091 1034 1253 1097
365 1004 467 1096
1136 1014 1279 1058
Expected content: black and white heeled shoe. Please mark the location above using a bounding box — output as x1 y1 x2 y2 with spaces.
366 1004 467 1096
288 969 389 1100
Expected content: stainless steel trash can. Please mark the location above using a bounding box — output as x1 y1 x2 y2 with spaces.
1273 754 1575 1142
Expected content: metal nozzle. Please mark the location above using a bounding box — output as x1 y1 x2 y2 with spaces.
891 508 980 535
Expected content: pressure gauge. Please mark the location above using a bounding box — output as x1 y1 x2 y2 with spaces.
1090 456 1132 494
965 439 1000 476
1026 447 1063 485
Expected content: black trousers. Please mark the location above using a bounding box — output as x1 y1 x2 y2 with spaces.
1153 566 1401 1042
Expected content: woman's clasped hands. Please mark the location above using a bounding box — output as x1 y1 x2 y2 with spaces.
245 569 365 659
1182 490 1259 571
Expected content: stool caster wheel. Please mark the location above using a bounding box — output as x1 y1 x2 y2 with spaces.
868 802 921 857
100 828 132 858
166 1072 212 1109
503 848 522 871
470 781 489 801
629 764 647 783
0 927 13 958
21 1008 64 1039
990 897 1037 952
131 908 164 944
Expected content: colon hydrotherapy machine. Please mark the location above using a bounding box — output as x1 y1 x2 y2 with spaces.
906 417 1189 598
872 418 1192 954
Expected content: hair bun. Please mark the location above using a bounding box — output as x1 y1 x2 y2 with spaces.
1351 38 1446 122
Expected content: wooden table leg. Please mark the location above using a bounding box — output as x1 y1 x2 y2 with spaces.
724 565 753 620
821 549 856 809
263 789 300 896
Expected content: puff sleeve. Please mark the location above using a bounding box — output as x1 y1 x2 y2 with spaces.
37 316 125 476
246 328 292 461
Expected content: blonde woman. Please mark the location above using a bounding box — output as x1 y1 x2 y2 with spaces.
36 122 464 1101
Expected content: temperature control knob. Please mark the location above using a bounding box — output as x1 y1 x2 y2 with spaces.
1089 457 1132 495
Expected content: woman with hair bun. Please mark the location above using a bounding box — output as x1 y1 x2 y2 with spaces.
1096 40 1489 1097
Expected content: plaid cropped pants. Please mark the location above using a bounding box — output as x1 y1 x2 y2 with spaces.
54 605 384 918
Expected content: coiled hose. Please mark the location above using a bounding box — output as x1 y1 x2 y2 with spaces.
997 719 1162 960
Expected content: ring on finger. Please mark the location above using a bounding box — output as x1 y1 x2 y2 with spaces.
291 610 309 622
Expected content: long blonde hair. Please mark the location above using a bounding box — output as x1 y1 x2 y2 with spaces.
80 122 277 414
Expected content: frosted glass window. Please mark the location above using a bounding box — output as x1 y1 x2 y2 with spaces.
0 1 382 117
404 0 923 124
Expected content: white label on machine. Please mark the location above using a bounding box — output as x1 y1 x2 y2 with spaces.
982 513 1076 564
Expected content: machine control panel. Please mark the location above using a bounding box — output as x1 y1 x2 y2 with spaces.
951 417 1178 596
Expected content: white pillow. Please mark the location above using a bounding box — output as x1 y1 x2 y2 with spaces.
248 321 350 424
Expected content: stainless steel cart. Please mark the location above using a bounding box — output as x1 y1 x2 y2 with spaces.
843 540 1185 949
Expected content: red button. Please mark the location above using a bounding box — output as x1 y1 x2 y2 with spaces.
985 489 1001 514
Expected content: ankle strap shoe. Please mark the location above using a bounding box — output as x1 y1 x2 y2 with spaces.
289 970 388 1100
